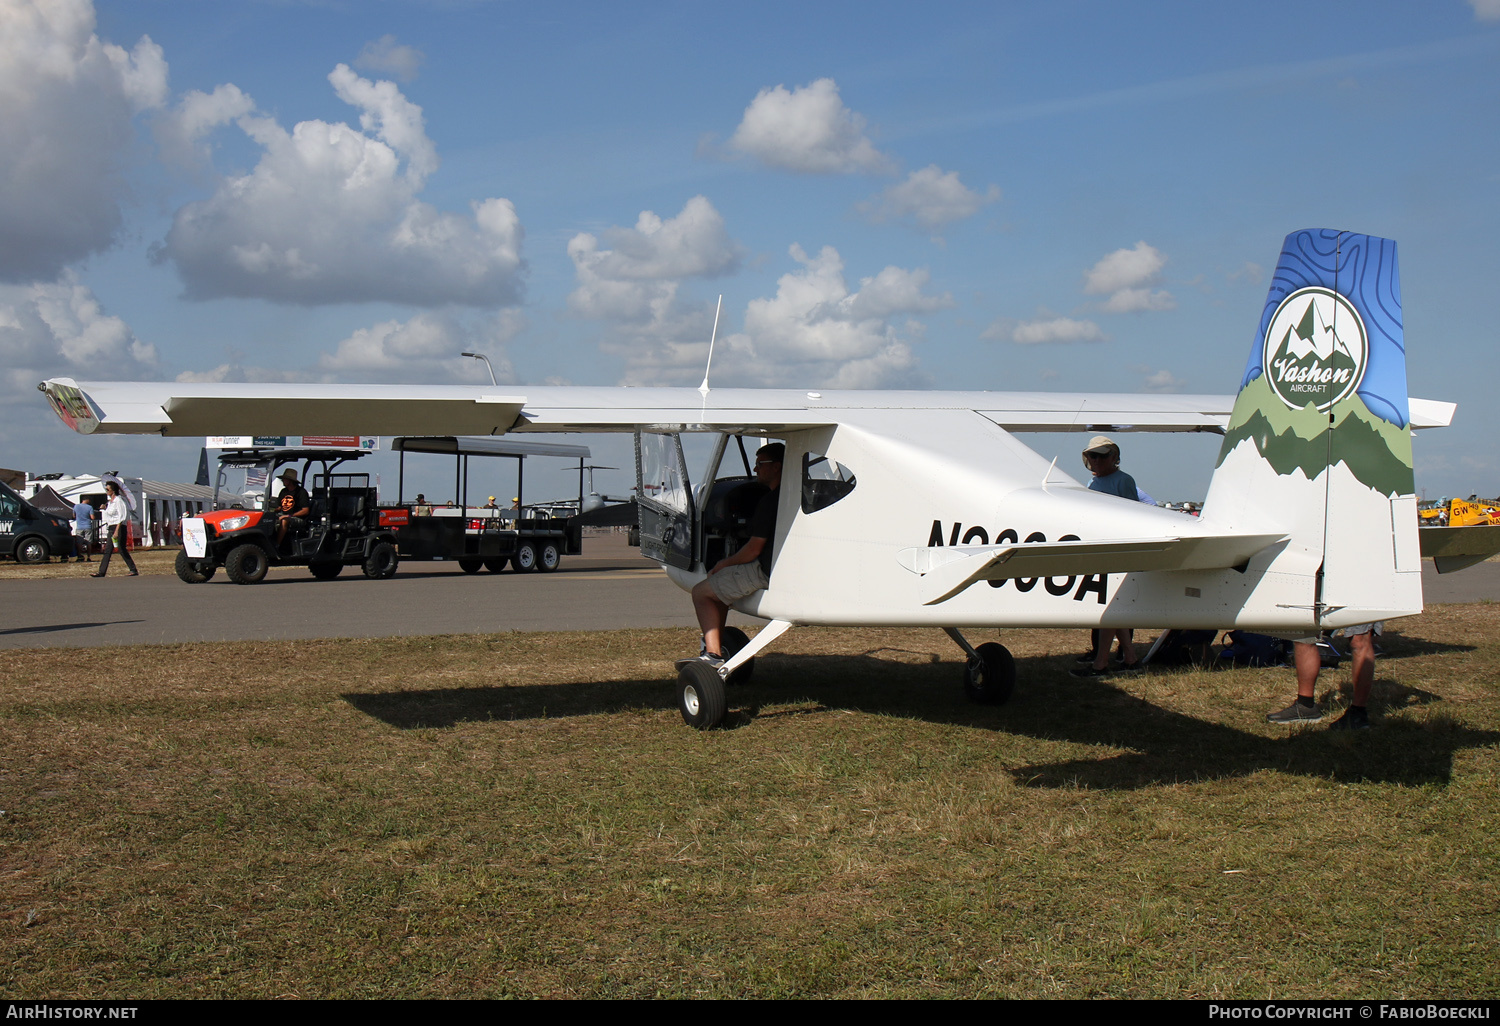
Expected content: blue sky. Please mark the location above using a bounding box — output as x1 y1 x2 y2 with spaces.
4 0 1498 504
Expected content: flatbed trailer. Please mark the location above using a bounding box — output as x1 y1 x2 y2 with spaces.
392 436 590 573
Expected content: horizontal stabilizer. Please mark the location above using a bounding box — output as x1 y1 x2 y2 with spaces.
1419 525 1500 574
907 532 1286 605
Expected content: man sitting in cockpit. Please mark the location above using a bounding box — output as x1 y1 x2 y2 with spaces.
691 442 783 666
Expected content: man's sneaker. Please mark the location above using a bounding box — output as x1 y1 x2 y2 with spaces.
1070 664 1114 677
1266 700 1323 724
1328 707 1371 731
697 652 726 668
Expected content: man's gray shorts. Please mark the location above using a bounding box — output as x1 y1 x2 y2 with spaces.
710 562 769 603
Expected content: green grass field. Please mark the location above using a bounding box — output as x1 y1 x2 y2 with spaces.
3 609 1497 998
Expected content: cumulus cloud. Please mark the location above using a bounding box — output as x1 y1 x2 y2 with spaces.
706 245 950 388
1101 287 1176 313
0 273 158 394
354 34 424 82
316 311 523 384
727 78 892 174
1140 368 1187 393
565 197 740 358
0 0 167 281
1470 0 1500 20
1084 241 1174 313
858 165 1000 231
571 196 741 282
157 64 524 306
991 315 1106 345
155 83 254 168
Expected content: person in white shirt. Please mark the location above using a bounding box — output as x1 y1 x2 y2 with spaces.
90 480 137 577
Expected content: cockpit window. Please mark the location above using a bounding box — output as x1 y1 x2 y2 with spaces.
801 452 856 513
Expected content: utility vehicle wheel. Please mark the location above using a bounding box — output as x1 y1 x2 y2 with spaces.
964 642 1015 705
309 562 343 580
16 537 49 564
458 558 483 574
225 543 269 584
363 541 398 580
512 542 537 573
720 625 755 686
678 659 728 730
537 542 560 573
483 558 507 573
175 549 216 583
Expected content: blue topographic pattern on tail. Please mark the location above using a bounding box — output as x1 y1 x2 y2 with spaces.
1238 229 1407 429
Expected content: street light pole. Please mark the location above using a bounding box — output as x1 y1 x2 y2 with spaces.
460 351 497 386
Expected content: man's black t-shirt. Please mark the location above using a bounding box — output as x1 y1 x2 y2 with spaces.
748 487 779 574
277 484 311 518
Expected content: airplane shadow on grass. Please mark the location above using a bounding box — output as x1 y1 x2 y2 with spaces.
342 635 1498 791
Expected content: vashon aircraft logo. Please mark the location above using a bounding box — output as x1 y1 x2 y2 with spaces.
1262 286 1368 412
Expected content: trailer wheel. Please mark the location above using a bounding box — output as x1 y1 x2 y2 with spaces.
483 558 507 573
16 537 49 564
458 558 483 574
537 542 560 573
225 544 269 584
678 660 727 730
512 542 536 573
363 541 399 580
309 562 343 580
175 549 216 583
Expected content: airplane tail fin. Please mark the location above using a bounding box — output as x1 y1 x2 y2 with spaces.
1199 229 1421 628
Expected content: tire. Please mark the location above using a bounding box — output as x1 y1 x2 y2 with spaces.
512 542 537 573
483 558 507 573
678 660 728 730
964 642 1016 705
537 541 560 573
15 537 49 564
458 558 483 574
224 543 269 585
720 625 755 686
309 562 343 580
363 540 398 580
175 549 216 584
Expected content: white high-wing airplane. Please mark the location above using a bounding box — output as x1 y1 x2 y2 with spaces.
38 230 1473 728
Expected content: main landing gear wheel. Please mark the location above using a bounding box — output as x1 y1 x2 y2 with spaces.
677 659 728 730
362 541 398 579
537 541 560 573
458 558 483 574
175 549 216 583
720 626 755 686
309 562 342 580
512 542 537 573
225 543 269 584
965 642 1016 705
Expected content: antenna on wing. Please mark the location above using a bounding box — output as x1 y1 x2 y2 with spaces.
698 295 723 398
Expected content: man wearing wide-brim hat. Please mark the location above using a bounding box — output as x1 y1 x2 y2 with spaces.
1072 435 1147 677
273 467 312 550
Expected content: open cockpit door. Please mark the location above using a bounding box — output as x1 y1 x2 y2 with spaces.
635 431 696 570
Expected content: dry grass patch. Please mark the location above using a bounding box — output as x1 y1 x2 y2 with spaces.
2 613 1497 998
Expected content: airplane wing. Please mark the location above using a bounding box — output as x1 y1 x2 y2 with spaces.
1418 525 1500 574
904 532 1288 605
37 378 1457 437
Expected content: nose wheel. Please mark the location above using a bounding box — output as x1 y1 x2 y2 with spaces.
677 660 728 729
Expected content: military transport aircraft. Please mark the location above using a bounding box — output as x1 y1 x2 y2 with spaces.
39 229 1484 728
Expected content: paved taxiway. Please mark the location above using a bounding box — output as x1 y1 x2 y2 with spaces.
1 533 699 650
3 535 1498 650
